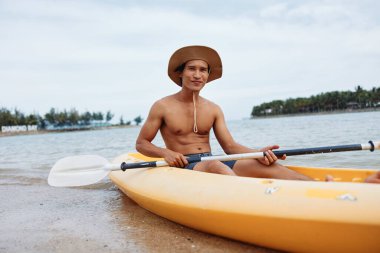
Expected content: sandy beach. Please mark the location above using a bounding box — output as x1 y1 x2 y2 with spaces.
0 181 280 253
0 129 280 253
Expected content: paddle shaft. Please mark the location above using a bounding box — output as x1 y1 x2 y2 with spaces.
273 142 375 156
120 141 378 170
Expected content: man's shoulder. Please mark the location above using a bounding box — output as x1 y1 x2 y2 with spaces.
200 96 221 110
155 94 176 105
151 94 177 110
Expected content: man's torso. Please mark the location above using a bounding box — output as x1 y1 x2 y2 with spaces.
159 94 218 154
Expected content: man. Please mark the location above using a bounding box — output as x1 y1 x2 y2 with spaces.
135 45 313 180
136 45 380 182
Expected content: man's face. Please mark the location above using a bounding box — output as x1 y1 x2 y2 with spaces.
180 59 209 90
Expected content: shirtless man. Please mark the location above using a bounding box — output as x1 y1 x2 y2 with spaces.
136 45 380 182
135 45 312 180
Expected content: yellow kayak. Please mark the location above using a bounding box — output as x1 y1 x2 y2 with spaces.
109 153 380 253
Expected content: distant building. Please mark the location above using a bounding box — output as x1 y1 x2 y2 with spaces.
1 125 37 133
265 108 272 114
346 102 359 109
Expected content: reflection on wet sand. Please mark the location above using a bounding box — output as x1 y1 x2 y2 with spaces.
110 188 280 253
0 171 279 253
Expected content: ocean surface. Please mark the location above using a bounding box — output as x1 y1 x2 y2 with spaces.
0 111 379 253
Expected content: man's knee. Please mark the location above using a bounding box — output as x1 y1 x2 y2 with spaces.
206 161 235 175
234 159 284 178
195 160 235 175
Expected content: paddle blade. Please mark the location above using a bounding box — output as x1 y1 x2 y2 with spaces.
48 155 111 187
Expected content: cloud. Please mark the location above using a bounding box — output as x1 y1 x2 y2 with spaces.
1 0 379 121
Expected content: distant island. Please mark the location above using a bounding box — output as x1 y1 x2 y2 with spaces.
0 107 143 136
251 86 380 118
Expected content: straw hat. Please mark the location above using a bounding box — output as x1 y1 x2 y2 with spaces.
168 45 222 86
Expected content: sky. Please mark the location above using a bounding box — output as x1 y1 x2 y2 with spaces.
1 0 379 122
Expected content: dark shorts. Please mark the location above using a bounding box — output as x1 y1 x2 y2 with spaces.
184 152 237 170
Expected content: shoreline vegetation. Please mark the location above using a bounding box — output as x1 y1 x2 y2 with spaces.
0 107 143 138
251 86 380 118
0 124 137 137
250 107 380 119
2 86 379 137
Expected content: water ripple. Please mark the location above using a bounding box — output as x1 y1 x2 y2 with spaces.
0 111 379 186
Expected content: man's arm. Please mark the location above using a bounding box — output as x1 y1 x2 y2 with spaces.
135 101 188 167
135 101 165 156
212 105 256 153
212 105 282 165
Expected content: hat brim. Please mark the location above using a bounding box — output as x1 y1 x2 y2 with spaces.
168 45 222 86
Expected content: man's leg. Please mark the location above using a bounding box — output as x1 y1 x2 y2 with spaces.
233 159 313 180
193 160 236 176
365 171 380 183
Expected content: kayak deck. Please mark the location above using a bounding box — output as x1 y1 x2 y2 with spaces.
110 153 380 253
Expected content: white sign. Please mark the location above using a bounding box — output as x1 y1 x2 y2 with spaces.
1 125 38 133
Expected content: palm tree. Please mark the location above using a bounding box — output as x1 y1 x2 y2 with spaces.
134 116 143 126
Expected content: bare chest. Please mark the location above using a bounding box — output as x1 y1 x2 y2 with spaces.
162 105 215 135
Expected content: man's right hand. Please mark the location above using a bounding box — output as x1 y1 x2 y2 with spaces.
163 150 189 168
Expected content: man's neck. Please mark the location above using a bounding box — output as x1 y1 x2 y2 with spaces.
177 89 200 102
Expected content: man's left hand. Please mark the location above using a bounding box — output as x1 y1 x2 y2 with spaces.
258 145 286 166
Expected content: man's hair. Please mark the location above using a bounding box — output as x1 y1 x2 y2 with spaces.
175 63 186 73
175 62 211 74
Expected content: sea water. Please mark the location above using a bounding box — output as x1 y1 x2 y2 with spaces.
0 111 379 252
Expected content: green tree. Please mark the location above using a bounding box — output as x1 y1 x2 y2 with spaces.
25 114 38 125
106 111 114 122
38 115 46 129
68 109 80 125
14 109 26 125
251 86 380 117
81 111 92 125
134 115 143 126
92 112 104 121
45 108 57 125
0 108 15 126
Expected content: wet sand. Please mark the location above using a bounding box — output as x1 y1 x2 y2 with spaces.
0 180 281 253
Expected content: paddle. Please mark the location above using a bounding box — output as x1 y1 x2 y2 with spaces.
48 140 379 187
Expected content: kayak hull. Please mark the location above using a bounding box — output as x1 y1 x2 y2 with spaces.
110 153 380 253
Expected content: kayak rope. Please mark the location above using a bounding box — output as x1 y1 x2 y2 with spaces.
193 92 198 133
